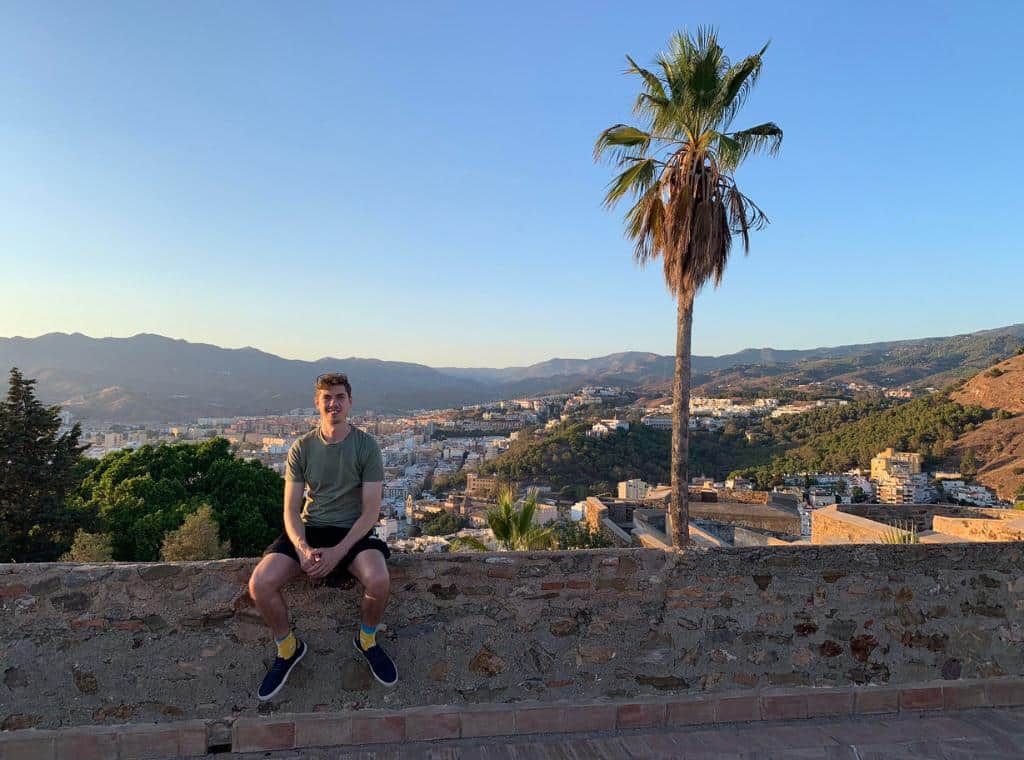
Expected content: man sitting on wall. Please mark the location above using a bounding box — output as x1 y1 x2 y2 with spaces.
248 372 397 700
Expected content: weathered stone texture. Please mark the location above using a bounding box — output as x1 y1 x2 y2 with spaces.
0 543 1022 730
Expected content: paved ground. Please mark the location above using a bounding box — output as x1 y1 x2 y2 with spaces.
216 707 1024 758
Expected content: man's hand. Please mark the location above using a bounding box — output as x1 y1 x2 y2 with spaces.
306 544 345 579
296 542 320 574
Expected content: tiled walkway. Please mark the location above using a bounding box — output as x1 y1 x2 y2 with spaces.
218 707 1024 758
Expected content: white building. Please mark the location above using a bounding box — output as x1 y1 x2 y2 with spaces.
618 479 649 500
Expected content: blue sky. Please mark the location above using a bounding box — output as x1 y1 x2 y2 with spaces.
1 2 1021 367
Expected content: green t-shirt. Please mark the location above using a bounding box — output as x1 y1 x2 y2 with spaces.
285 426 385 528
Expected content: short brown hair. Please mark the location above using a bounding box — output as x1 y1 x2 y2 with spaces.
315 372 351 397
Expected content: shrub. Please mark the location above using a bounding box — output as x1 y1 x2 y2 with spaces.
60 530 113 562
880 520 919 544
160 504 230 561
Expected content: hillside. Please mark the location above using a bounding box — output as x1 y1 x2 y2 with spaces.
949 353 1024 499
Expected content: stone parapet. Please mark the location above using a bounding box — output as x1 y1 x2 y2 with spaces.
1 544 1022 734
2 677 1022 757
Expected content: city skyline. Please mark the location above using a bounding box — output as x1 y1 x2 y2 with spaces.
2 2 1022 365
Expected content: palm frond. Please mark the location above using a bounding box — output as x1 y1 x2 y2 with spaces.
593 124 651 162
730 122 783 163
448 536 490 552
715 42 768 130
603 157 658 208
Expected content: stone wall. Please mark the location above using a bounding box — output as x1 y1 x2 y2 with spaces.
933 515 1024 542
1 544 1022 732
840 504 1016 533
690 501 801 535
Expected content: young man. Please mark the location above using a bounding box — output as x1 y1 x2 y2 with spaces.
248 372 397 700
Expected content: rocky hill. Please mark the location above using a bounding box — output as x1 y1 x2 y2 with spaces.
950 353 1024 499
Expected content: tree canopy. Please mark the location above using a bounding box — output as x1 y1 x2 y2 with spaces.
0 367 86 561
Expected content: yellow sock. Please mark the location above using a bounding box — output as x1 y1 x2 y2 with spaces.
276 631 297 659
359 624 376 650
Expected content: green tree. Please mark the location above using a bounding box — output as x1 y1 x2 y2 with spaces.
595 28 781 546
160 504 230 561
60 529 113 562
420 511 468 536
0 368 87 561
960 448 978 478
70 438 282 560
552 519 612 549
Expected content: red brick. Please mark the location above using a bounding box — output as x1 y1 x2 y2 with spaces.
176 723 209 757
560 704 617 733
567 580 591 589
112 619 145 631
232 719 295 753
0 584 28 599
70 618 105 630
461 707 514 738
540 582 564 591
56 728 118 760
514 706 564 734
486 567 515 579
900 686 944 711
1 732 56 760
545 679 572 688
717 694 760 723
666 696 717 726
987 678 1024 707
293 715 353 748
616 701 666 729
117 727 183 760
351 714 404 744
805 688 854 717
405 710 459 741
761 693 808 720
942 682 988 710
854 686 899 715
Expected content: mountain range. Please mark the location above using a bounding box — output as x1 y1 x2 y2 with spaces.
1 324 1022 423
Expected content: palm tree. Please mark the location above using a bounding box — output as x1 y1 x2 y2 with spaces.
452 487 555 551
594 28 782 548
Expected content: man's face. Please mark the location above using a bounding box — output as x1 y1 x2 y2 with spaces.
316 385 351 424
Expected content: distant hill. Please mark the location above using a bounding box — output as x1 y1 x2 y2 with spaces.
950 353 1024 499
2 324 1023 422
0 333 495 422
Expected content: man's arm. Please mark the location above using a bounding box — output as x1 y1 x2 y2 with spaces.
307 482 382 578
283 480 317 572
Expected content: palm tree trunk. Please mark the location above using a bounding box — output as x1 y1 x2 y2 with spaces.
669 289 694 548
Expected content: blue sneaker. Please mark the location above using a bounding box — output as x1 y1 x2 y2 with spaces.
257 639 307 701
353 636 398 687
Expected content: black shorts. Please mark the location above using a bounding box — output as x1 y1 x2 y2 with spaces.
263 525 391 586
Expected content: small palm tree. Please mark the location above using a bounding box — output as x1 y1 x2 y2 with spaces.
595 27 782 547
447 488 555 552
880 521 920 545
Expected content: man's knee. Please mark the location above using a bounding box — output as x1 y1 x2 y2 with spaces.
363 568 390 599
249 563 283 601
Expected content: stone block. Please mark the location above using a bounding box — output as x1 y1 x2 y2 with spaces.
717 694 760 723
514 706 564 734
232 719 295 753
560 703 617 733
461 706 514 738
351 713 404 745
117 727 182 759
55 727 118 760
804 688 854 717
942 681 988 710
293 714 353 748
405 709 460 741
987 677 1024 707
0 731 56 760
899 685 944 711
761 691 808 720
616 701 666 729
854 686 899 715
665 695 717 726
176 722 209 757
